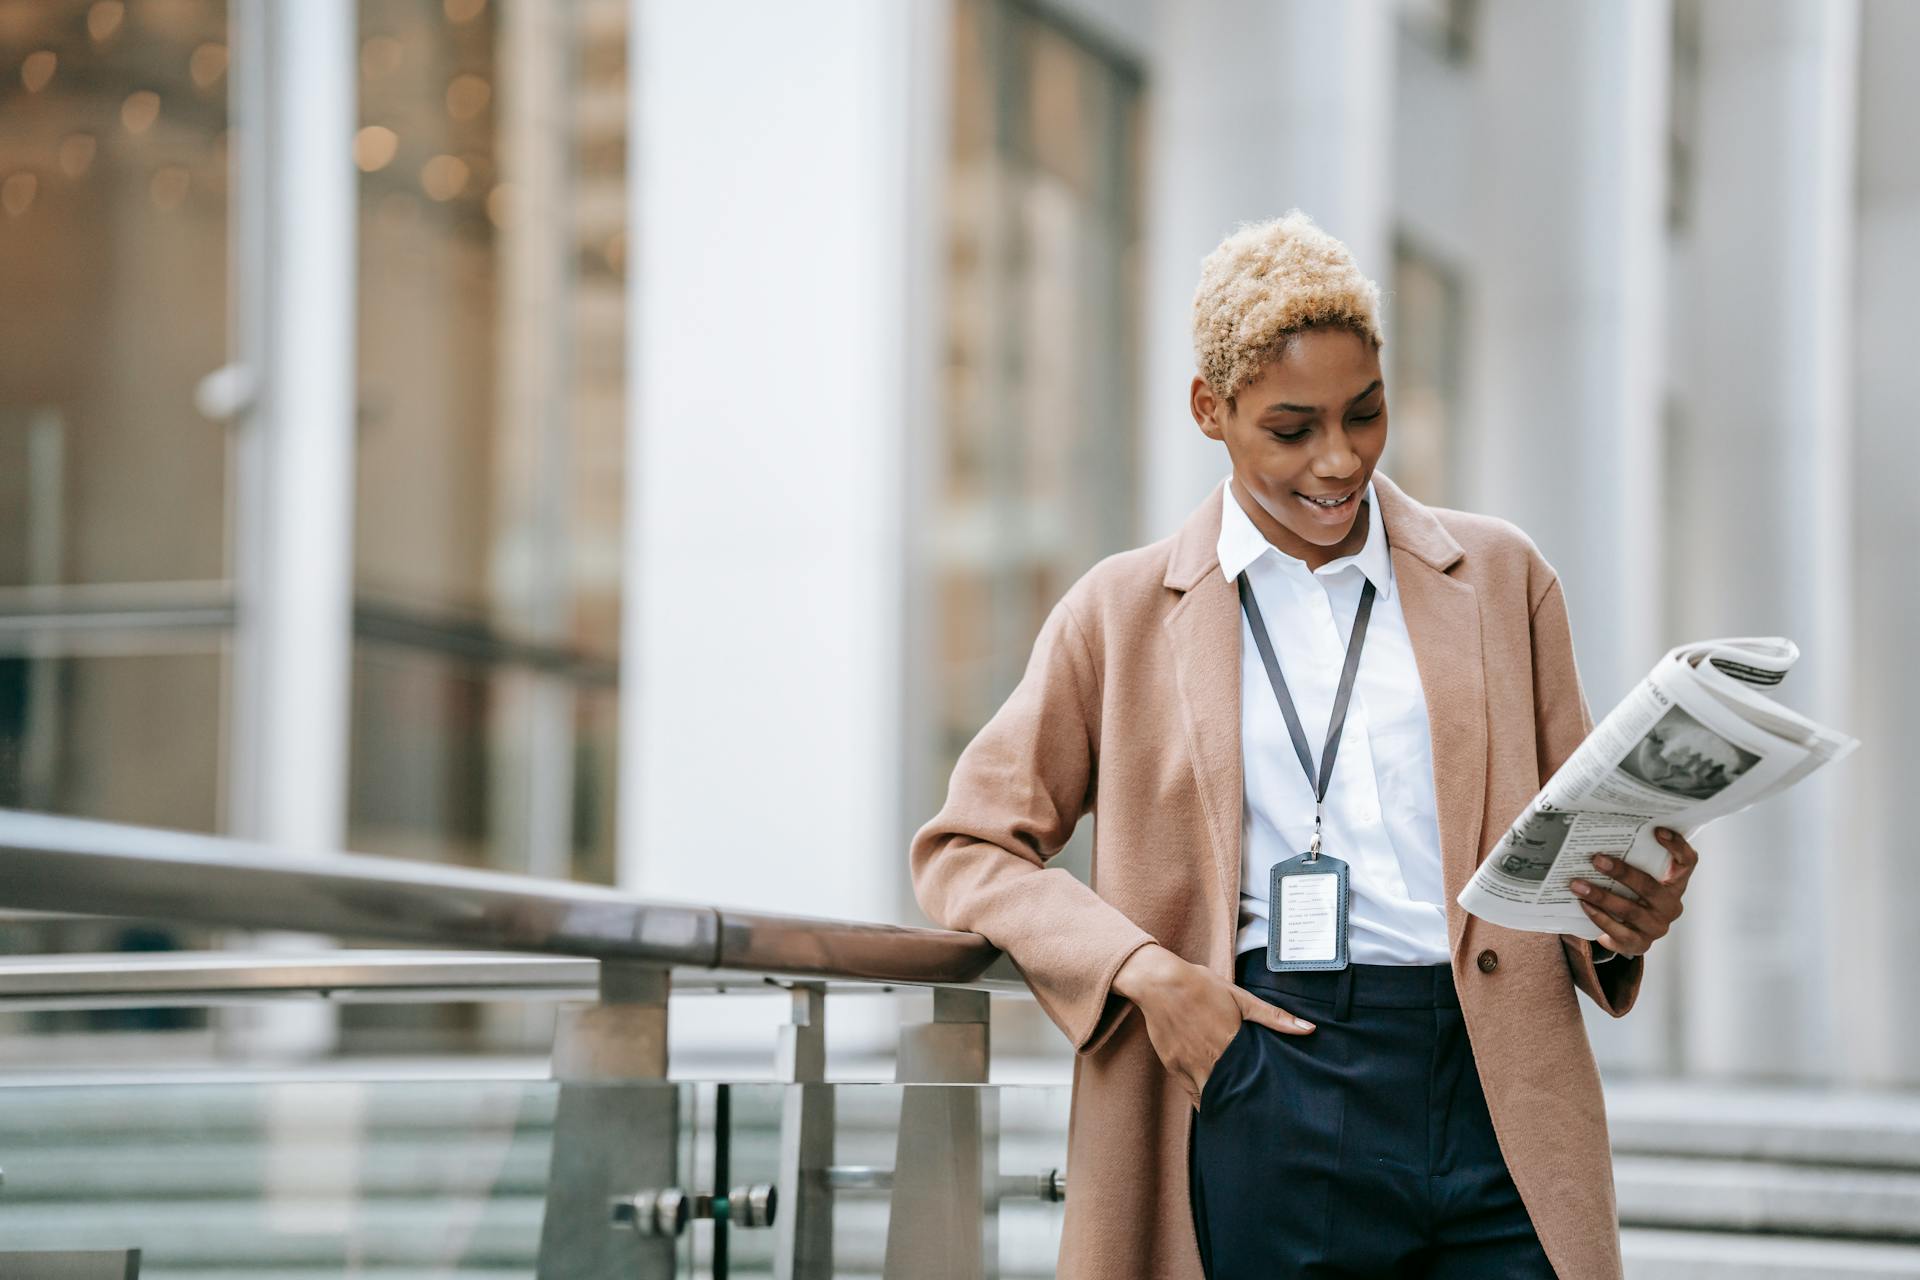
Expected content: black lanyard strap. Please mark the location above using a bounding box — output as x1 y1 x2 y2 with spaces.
1236 571 1377 857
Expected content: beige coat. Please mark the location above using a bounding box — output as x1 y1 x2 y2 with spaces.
911 473 1643 1280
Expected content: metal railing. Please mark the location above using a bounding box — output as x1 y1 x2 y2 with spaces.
0 949 601 1009
0 810 1011 987
0 809 1040 1280
0 948 1032 1010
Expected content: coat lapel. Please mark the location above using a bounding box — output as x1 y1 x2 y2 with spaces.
1158 474 1492 957
1160 484 1244 938
1372 474 1488 951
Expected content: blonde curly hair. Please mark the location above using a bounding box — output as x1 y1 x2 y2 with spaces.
1191 210 1383 402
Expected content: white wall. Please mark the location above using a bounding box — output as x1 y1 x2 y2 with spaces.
622 0 946 929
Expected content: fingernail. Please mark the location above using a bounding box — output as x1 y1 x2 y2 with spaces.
1593 855 1615 871
1294 1018 1315 1032
1571 881 1590 896
1655 828 1674 842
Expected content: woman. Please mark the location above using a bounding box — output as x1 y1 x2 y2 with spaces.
910 211 1698 1279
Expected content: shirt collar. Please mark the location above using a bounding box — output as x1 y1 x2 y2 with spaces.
1216 476 1394 598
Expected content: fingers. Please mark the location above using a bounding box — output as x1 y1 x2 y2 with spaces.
1584 856 1680 914
1583 855 1657 900
1233 988 1315 1035
1578 898 1650 955
1654 827 1700 883
1573 840 1700 955
1571 873 1674 937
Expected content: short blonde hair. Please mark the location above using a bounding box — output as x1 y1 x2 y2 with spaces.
1191 210 1383 401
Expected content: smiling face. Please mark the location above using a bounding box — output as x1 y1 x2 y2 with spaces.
1189 325 1387 570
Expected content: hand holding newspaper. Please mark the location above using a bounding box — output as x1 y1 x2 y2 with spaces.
1458 637 1859 937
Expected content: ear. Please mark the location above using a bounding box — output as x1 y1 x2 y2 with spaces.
1190 375 1228 442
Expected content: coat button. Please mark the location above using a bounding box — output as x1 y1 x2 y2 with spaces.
1476 949 1499 974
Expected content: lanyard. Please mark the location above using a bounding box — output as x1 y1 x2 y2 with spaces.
1235 571 1377 862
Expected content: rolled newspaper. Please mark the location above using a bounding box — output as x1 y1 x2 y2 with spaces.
1458 637 1859 936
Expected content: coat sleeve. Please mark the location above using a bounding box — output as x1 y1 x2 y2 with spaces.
1532 574 1646 1017
909 595 1157 1055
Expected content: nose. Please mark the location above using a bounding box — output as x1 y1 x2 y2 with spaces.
1311 425 1362 480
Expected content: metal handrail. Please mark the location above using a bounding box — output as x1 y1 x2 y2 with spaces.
0 950 598 1009
0 811 1014 990
0 950 1020 1010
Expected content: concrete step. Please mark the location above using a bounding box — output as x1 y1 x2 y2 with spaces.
0 1135 550 1201
1615 1154 1920 1241
0 1196 544 1268
1624 1228 1920 1279
1607 1080 1920 1169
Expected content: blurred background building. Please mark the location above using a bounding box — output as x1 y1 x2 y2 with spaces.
1 0 1915 1101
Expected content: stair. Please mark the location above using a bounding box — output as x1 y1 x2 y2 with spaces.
1609 1080 1920 1278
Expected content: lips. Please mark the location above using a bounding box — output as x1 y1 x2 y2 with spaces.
1293 486 1360 521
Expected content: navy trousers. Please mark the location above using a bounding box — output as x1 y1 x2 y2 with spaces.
1188 953 1557 1279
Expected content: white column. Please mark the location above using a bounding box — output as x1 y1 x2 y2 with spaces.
1848 0 1920 1088
1461 0 1672 1073
1141 0 1393 538
1664 0 1858 1081
224 0 358 1056
622 1 944 928
227 1 358 857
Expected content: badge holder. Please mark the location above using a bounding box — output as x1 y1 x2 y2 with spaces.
1267 818 1351 973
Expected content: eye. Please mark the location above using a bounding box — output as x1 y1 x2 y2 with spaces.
1267 427 1310 443
1349 409 1383 424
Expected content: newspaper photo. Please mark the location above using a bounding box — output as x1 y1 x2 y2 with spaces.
1458 637 1859 937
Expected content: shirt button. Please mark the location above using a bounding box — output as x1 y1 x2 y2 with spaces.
1477 949 1499 974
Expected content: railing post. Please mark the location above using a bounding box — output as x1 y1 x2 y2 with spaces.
774 981 834 1280
884 988 997 1280
537 961 676 1280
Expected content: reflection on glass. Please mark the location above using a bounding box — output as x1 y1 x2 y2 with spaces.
349 641 491 867
572 682 618 886
937 0 1144 783
0 648 223 831
351 0 626 887
346 637 618 878
0 1079 560 1273
0 1074 1071 1277
353 0 625 658
0 1 230 588
1385 239 1466 506
1398 0 1478 63
708 1082 1071 1278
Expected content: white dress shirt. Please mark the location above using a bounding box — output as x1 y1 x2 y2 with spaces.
1220 477 1451 965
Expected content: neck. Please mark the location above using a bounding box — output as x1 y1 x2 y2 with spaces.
1231 476 1370 571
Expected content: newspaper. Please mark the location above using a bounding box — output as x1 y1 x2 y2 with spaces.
1458 637 1859 937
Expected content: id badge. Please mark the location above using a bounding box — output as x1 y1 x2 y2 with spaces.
1267 852 1351 972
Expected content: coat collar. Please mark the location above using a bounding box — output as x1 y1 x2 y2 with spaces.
1163 469 1463 592
1216 478 1396 600
1159 468 1487 960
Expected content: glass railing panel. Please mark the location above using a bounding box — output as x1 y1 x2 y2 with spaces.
0 1073 1069 1278
0 1078 570 1278
707 1082 1071 1280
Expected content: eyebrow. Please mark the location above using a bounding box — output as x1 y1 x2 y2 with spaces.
1259 380 1382 415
